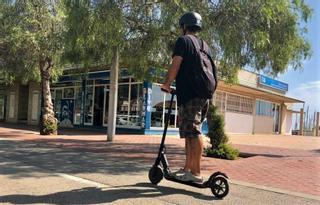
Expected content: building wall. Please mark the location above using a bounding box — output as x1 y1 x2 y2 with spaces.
285 111 293 135
238 70 258 89
27 82 41 125
225 112 253 134
280 104 287 134
6 84 19 123
254 116 274 134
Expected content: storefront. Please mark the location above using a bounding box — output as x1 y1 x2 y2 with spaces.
213 70 304 134
50 70 145 132
0 69 303 135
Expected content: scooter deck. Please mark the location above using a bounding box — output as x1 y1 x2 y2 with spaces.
164 175 209 188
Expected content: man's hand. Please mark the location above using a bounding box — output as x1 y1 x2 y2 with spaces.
160 84 172 93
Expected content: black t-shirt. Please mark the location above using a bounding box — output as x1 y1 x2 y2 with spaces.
172 35 212 106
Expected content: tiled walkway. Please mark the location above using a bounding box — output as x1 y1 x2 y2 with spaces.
0 124 319 196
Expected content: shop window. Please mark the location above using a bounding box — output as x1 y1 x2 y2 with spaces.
95 79 109 85
117 84 129 126
214 91 226 112
54 89 62 121
84 86 94 125
164 93 177 128
86 80 94 85
240 96 254 114
63 87 74 99
151 84 177 128
216 91 253 115
129 84 143 127
74 87 82 125
119 78 130 83
151 85 164 127
226 94 241 113
256 100 274 117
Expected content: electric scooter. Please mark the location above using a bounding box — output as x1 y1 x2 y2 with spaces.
148 88 229 199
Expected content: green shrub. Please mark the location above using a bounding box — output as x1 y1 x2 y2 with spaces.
205 144 239 160
205 104 239 160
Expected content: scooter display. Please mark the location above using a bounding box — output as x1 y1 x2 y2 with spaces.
148 88 229 199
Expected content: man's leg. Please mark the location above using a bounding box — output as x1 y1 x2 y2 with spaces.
190 136 203 176
183 138 191 171
185 138 192 171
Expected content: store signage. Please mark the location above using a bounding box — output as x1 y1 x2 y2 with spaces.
259 75 288 92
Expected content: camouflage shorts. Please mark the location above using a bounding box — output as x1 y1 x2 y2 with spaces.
178 98 210 138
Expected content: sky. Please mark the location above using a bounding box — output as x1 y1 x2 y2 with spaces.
277 0 320 113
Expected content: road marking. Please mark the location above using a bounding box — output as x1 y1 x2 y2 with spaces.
55 173 109 188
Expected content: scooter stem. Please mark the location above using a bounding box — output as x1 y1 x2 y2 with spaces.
155 89 176 165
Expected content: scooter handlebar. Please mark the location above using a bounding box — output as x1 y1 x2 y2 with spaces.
161 88 176 95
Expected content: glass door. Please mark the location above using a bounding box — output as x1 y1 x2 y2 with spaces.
93 86 104 126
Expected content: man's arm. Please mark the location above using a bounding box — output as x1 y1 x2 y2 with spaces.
161 56 183 92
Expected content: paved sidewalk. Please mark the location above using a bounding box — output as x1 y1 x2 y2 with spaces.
1 144 318 205
0 124 319 198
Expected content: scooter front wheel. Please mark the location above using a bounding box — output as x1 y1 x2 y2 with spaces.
210 176 229 198
148 165 163 185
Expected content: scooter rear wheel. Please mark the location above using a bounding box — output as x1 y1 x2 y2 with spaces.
210 176 229 198
148 165 163 185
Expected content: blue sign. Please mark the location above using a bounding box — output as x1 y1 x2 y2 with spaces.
259 75 288 92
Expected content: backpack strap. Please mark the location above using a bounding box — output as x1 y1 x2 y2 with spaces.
187 34 201 52
187 34 210 55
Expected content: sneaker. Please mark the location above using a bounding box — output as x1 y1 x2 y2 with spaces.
175 171 204 183
169 168 186 177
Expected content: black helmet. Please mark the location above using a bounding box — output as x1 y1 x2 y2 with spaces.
179 12 202 30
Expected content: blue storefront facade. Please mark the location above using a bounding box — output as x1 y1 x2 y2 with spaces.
50 69 182 134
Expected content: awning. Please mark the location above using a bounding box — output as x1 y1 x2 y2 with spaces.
217 81 304 104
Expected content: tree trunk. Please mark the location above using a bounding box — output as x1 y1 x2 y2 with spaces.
107 46 119 141
39 58 58 135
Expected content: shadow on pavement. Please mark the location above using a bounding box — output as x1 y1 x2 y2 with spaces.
0 183 218 204
0 139 184 179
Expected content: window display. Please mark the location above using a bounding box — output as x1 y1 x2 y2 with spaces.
117 84 129 126
54 89 62 121
74 87 82 125
151 85 164 127
84 86 94 125
63 87 74 99
129 84 143 127
151 84 178 128
164 93 177 128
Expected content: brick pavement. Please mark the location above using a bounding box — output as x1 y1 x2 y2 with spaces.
0 125 319 196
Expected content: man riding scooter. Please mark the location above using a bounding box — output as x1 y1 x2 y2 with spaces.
161 12 217 183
